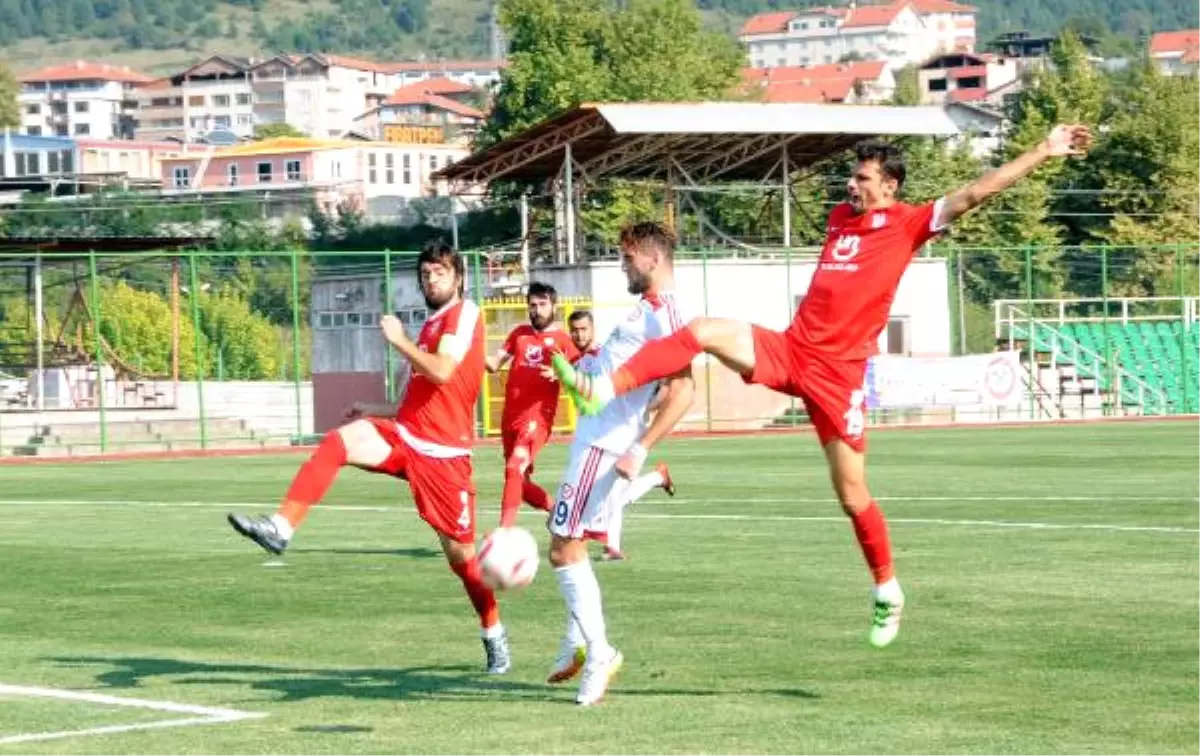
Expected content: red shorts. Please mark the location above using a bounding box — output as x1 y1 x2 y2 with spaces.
745 326 869 452
500 415 553 474
364 418 477 543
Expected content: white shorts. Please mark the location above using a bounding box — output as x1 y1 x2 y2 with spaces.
548 444 627 540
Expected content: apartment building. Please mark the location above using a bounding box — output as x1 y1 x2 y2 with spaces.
158 137 469 221
740 0 977 71
132 54 502 143
917 51 1019 105
353 77 485 144
18 61 152 140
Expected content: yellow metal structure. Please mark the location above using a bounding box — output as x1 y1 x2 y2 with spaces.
480 296 592 437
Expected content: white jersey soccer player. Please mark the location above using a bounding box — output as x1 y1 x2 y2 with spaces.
544 222 696 706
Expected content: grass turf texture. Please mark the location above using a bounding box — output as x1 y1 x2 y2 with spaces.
1 421 1196 754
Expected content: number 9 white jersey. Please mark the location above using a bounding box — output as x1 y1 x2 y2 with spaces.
571 291 693 455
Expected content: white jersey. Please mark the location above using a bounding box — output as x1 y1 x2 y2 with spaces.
572 291 692 454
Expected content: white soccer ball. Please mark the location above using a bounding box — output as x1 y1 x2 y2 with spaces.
478 527 540 590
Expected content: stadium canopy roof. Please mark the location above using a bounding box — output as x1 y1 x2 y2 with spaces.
434 101 960 191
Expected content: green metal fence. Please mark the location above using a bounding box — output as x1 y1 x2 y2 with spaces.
0 244 1195 457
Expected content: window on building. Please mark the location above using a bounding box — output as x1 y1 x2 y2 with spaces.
61 150 73 173
25 126 41 136
285 159 301 181
47 151 60 173
173 166 191 188
402 153 411 184
74 123 90 135
957 75 982 89
928 78 948 91
368 153 377 183
430 155 438 171
188 95 205 107
227 163 239 186
54 125 68 137
73 101 89 113
236 93 252 106
50 102 67 115
257 161 273 183
212 94 230 107
237 114 252 125
886 318 910 355
25 104 40 115
385 153 395 184
214 115 231 128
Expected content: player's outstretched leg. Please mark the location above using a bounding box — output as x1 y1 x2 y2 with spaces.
826 441 904 648
552 318 755 416
226 420 389 554
441 534 510 674
602 463 675 561
550 535 623 705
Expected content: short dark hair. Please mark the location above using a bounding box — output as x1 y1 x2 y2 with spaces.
526 281 557 305
568 309 593 324
619 221 676 262
417 238 465 293
854 140 907 189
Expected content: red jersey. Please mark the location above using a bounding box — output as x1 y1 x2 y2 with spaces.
397 298 485 453
499 324 578 428
788 199 945 360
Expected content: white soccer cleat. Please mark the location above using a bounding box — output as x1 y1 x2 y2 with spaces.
869 580 905 648
547 642 587 684
575 648 623 706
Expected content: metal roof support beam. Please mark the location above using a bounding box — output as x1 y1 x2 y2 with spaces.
446 112 607 191
696 133 807 182
582 134 693 181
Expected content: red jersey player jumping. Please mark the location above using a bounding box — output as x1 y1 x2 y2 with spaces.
226 240 512 674
486 282 579 528
554 123 1093 648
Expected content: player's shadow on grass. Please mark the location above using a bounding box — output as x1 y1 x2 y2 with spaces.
49 655 817 703
289 546 443 559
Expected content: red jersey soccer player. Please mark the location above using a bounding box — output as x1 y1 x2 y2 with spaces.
226 240 512 674
486 282 579 528
555 124 1093 648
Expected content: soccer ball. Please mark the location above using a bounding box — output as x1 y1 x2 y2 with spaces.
478 527 540 590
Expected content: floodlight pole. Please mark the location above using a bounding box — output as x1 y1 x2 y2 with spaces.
563 143 576 265
34 249 44 412
519 192 530 274
781 142 792 249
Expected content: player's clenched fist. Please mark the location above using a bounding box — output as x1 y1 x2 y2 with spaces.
380 314 407 345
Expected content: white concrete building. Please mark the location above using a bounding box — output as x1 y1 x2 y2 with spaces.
18 61 152 140
741 0 977 71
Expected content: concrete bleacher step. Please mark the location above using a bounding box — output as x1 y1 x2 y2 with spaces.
10 436 274 457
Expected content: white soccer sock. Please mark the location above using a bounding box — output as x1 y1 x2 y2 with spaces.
564 613 584 648
269 514 295 541
623 469 665 509
481 622 506 640
554 561 613 659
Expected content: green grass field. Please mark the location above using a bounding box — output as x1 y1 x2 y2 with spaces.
1 422 1197 754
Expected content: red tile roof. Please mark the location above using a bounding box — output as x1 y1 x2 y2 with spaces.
762 78 856 103
1150 29 1199 55
385 77 474 102
743 60 887 84
19 61 153 84
842 3 907 28
384 60 504 73
910 0 977 12
740 11 799 35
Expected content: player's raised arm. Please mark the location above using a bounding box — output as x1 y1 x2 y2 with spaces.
937 123 1092 228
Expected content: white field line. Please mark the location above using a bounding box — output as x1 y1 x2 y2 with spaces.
0 498 1195 535
0 683 265 745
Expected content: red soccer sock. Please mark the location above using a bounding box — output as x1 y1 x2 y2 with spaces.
499 465 525 527
279 432 348 528
450 557 500 629
613 326 703 395
522 478 552 512
850 500 894 585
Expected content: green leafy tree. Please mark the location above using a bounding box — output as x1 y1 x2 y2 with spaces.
253 123 306 140
0 62 18 129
